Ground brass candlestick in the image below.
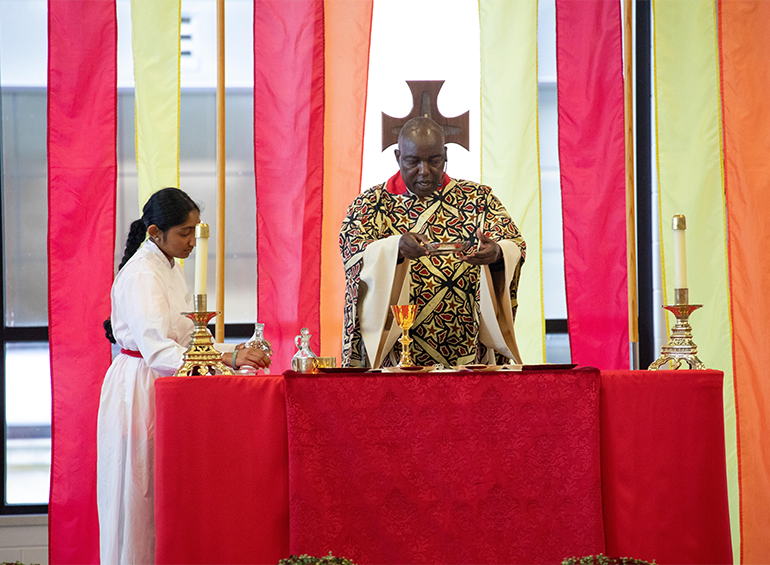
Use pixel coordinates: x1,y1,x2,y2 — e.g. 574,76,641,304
392,304,418,367
175,294,233,376
648,288,706,370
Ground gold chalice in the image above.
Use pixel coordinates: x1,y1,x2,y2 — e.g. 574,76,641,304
391,304,418,367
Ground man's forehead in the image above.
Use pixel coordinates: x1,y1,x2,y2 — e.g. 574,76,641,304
399,137,445,156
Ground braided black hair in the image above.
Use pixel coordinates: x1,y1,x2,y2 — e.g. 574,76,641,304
104,188,200,343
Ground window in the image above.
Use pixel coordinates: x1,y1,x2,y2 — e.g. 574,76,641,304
0,0,260,512
1,0,50,513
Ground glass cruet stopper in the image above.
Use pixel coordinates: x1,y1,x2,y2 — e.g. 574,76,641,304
293,327,317,360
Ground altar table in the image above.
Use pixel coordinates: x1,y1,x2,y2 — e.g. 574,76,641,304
154,369,732,565
600,370,732,564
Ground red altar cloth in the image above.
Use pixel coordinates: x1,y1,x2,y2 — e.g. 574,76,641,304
154,376,289,565
153,369,732,565
600,370,733,564
285,368,605,564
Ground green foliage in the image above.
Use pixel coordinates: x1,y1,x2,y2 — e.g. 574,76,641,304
278,552,356,565
562,555,655,565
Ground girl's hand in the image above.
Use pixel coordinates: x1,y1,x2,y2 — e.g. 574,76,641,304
224,347,272,370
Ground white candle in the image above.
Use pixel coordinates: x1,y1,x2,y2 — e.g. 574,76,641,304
194,223,209,296
672,215,687,289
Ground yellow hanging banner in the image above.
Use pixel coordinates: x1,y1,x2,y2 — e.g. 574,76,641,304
131,0,181,207
479,0,544,362
653,0,738,558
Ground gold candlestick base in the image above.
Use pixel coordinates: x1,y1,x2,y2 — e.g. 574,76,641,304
648,288,706,371
175,294,233,376
392,304,418,367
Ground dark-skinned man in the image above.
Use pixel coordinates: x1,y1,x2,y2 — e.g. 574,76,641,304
339,117,526,368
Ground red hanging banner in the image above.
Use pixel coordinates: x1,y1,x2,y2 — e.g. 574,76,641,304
47,1,116,562
555,0,628,369
254,0,325,371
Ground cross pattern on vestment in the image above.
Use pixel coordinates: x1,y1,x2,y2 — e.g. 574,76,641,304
382,80,470,151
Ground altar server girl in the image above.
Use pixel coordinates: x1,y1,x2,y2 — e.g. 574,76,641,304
96,187,271,564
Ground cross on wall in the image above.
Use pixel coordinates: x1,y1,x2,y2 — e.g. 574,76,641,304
382,80,470,151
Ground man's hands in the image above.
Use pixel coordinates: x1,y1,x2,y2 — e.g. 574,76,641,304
398,232,431,260
459,228,502,265
399,228,502,266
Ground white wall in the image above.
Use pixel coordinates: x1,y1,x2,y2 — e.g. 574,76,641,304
0,515,48,565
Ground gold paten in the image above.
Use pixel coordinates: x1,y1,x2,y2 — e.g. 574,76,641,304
648,287,706,371
175,293,233,376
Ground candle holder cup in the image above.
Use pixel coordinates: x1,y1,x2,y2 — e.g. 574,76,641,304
648,288,706,371
175,294,234,376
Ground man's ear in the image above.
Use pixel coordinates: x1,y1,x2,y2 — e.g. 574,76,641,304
394,148,400,163
444,147,448,162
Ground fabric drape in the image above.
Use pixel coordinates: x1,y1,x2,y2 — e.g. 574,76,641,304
131,0,180,207
152,370,733,564
718,1,770,561
286,369,605,562
44,3,770,562
155,377,289,564
254,0,325,370
47,1,117,563
479,0,544,363
601,370,733,563
319,0,373,359
556,0,628,369
652,0,739,555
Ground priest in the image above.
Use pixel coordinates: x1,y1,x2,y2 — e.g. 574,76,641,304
339,117,526,368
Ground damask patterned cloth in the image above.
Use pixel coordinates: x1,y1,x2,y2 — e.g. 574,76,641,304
339,173,526,367
285,368,605,564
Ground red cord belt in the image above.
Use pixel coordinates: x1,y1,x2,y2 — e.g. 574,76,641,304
120,349,143,359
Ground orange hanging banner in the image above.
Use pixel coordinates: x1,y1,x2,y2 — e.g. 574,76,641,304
319,0,373,359
719,2,770,562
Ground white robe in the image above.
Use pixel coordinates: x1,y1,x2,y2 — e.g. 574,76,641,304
96,242,194,564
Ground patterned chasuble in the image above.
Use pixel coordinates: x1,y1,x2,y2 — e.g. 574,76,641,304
339,174,526,367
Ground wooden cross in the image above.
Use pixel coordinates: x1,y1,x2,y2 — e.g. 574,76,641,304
382,80,470,151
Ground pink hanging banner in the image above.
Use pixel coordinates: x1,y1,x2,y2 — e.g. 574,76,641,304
254,0,325,371
555,0,628,369
47,1,117,563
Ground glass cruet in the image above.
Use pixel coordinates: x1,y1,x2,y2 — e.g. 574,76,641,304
292,327,317,360
246,322,273,357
